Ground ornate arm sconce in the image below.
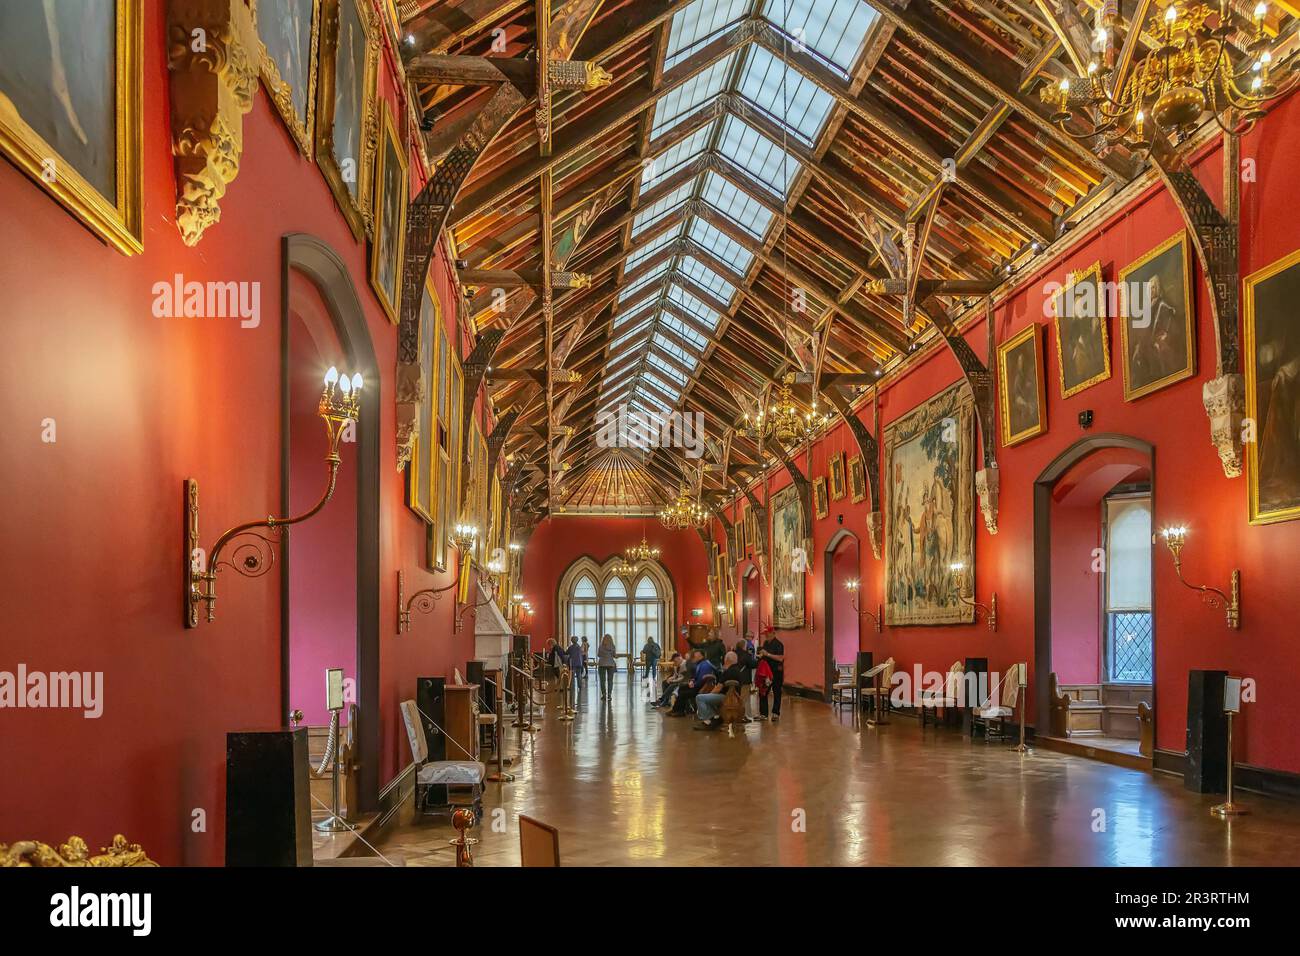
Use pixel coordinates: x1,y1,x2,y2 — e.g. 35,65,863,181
950,562,997,632
184,367,362,627
396,525,482,635
1161,526,1241,629
843,579,882,633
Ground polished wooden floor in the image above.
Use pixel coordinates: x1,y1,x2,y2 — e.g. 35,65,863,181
369,671,1300,867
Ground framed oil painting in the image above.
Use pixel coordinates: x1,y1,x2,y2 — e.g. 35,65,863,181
1119,231,1195,401
369,100,407,324
255,0,320,158
1244,249,1300,525
736,500,747,554
997,323,1047,447
1052,261,1110,399
0,0,143,254
770,484,805,628
813,476,829,519
829,452,846,500
406,278,438,522
315,0,377,240
884,383,974,626
849,455,866,503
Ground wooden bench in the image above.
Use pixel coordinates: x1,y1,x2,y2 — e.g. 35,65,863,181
1049,673,1151,742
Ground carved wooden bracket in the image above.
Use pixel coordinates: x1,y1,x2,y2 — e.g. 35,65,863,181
733,472,770,585
823,386,883,559
166,0,260,246
458,328,506,505
486,409,519,479
1151,139,1244,478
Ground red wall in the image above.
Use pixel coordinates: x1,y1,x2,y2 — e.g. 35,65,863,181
517,516,713,654
711,92,1300,774
1050,502,1101,685
0,1,475,863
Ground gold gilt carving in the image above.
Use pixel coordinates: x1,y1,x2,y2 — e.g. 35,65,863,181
1,834,158,868
167,0,261,245
548,60,613,91
552,271,591,289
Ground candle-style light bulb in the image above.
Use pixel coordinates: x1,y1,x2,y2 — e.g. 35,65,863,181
339,374,351,395
351,372,363,391
325,366,339,386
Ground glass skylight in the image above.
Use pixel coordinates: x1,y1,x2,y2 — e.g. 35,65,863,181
652,57,732,138
679,256,736,301
632,182,694,236
762,0,876,75
648,353,690,385
627,224,681,266
737,45,834,144
700,171,773,238
718,116,800,193
688,219,754,273
641,125,713,191
665,0,752,70
660,313,710,351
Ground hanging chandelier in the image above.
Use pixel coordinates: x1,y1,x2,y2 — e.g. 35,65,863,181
611,556,640,577
739,378,833,449
625,535,661,564
1045,1,1292,152
659,486,710,530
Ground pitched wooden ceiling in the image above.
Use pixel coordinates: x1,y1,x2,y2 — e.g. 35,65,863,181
399,0,1295,524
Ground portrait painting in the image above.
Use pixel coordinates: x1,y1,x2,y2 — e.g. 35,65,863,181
406,279,438,523
829,452,846,500
884,383,974,626
813,476,829,519
997,323,1047,447
369,101,407,324
0,0,142,254
316,0,377,240
256,0,320,158
849,455,866,503
1052,261,1111,398
736,500,747,554
770,484,805,628
1119,231,1195,401
1244,249,1300,525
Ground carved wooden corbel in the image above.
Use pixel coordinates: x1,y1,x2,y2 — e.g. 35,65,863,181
1151,138,1244,478
823,386,883,558
166,0,260,246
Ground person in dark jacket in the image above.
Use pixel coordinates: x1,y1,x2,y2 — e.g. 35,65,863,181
758,631,785,720
669,651,715,716
695,652,746,727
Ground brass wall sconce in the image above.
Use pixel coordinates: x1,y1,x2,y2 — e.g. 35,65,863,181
844,579,882,632
452,523,479,552
396,568,458,635
950,562,997,631
1161,526,1241,629
184,367,362,627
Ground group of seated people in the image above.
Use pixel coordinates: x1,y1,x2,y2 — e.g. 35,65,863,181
650,636,783,730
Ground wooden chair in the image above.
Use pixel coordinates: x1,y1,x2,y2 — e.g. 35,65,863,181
831,662,858,710
919,661,964,728
972,663,1024,743
862,658,896,726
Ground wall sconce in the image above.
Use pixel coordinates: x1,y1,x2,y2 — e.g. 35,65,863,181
844,579,882,632
1161,526,1240,629
452,523,479,551
184,366,361,627
950,562,996,631
396,569,458,635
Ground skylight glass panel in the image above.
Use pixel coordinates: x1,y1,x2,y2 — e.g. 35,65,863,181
618,268,667,305
609,322,651,354
635,393,674,418
627,224,681,266
763,0,876,75
651,57,732,138
679,256,735,302
718,116,800,194
667,283,721,329
665,0,752,69
660,313,709,351
653,332,701,364
632,182,694,236
737,45,834,144
689,219,754,272
641,125,712,191
700,171,775,237
648,358,690,389
642,371,681,402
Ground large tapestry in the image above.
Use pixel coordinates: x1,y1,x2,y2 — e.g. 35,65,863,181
770,484,805,629
884,383,974,625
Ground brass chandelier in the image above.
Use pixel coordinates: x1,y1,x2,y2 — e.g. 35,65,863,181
659,486,710,530
625,535,661,564
739,379,832,449
1046,1,1292,152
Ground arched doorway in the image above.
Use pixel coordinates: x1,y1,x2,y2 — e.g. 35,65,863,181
740,564,760,644
557,556,675,669
280,234,380,812
1034,434,1155,764
822,529,861,700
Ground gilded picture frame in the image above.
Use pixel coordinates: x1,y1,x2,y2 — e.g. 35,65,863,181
1052,261,1111,399
849,455,866,503
813,476,829,519
1118,231,1196,402
0,0,143,255
1244,247,1300,526
884,383,975,626
255,0,321,159
405,277,439,523
997,323,1047,447
369,99,407,325
315,0,378,241
829,452,846,500
770,484,805,629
